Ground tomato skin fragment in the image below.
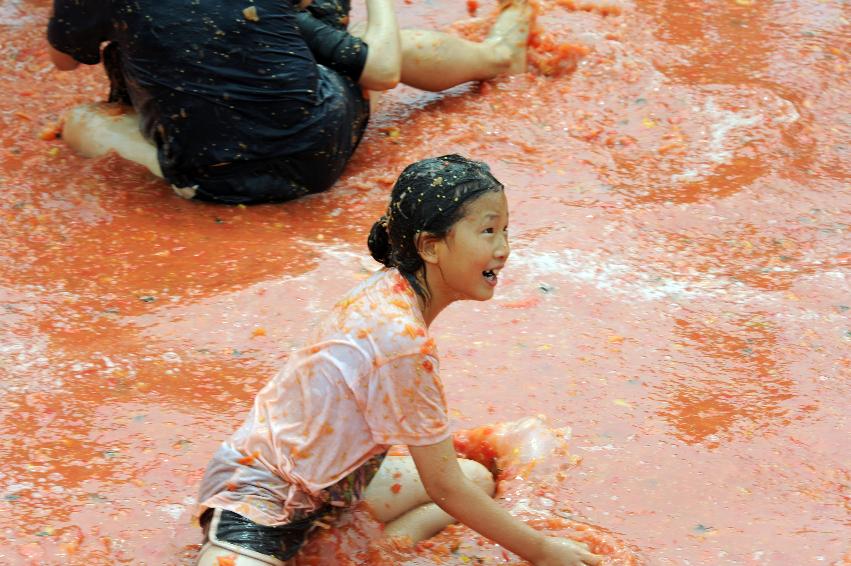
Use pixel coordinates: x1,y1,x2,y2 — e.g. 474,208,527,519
237,450,260,465
39,122,62,141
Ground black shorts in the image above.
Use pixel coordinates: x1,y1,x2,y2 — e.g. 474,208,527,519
199,507,327,562
198,452,386,561
102,46,369,205
169,66,369,205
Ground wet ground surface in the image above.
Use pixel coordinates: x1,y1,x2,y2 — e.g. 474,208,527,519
1,0,849,563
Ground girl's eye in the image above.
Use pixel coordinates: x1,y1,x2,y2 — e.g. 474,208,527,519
483,227,495,234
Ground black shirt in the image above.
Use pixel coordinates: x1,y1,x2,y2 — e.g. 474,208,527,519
48,0,352,178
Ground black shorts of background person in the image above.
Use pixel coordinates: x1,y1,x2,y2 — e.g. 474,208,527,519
49,0,372,205
97,5,370,204
163,66,369,205
172,8,373,203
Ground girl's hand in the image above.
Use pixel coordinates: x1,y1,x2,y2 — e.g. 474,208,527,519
408,439,602,565
535,537,602,566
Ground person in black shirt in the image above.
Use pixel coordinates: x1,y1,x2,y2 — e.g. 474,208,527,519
48,0,530,204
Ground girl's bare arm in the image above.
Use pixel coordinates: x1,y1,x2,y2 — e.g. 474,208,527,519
408,437,601,566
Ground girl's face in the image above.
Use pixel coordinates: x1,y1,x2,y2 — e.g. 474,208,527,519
429,190,510,304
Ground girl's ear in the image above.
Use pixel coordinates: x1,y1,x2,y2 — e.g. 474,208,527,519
416,232,441,265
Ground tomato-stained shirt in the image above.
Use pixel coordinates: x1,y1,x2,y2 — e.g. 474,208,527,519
198,269,449,526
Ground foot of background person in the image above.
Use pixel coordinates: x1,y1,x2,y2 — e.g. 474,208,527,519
62,103,163,178
486,0,532,74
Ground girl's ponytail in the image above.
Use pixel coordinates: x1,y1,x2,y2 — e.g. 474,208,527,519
367,216,391,266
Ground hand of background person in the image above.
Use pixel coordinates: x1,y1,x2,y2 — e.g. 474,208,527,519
48,45,79,71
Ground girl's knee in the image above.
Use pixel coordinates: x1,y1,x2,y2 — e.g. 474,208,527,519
458,459,496,496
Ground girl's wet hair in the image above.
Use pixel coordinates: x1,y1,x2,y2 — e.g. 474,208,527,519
368,154,504,299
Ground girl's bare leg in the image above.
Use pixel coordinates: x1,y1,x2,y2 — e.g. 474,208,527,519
62,103,163,177
196,544,290,566
363,456,495,543
382,502,457,541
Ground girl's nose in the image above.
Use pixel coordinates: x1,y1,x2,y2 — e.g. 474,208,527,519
495,234,510,259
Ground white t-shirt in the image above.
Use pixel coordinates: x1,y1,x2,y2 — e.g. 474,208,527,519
198,269,450,526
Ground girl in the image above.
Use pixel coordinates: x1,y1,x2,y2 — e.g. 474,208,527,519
196,155,601,566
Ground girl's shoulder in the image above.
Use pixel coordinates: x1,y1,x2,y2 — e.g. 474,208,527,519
334,268,416,312
331,268,429,352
